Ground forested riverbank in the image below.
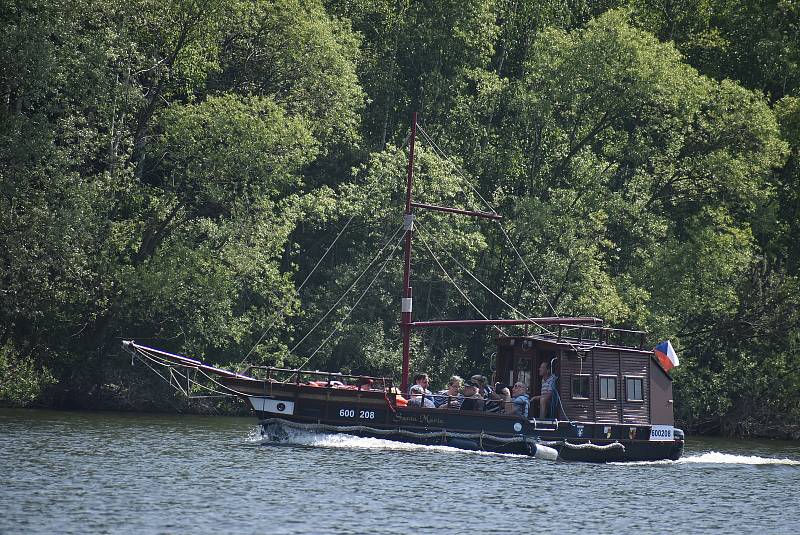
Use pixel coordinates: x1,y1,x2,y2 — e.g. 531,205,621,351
1,0,798,438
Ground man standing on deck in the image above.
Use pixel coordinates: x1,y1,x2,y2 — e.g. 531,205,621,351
531,362,556,419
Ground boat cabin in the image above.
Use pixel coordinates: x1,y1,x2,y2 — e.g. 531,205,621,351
494,324,674,425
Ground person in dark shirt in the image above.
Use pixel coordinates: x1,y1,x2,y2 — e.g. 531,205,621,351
459,383,485,411
469,374,493,398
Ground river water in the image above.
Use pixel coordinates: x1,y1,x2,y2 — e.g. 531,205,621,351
1,408,799,534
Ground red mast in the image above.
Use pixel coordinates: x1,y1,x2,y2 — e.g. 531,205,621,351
400,112,418,393
397,114,594,391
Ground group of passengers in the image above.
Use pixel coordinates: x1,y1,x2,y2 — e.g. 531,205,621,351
406,362,555,419
407,372,528,416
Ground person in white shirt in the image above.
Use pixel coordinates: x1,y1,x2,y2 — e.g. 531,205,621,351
408,373,435,408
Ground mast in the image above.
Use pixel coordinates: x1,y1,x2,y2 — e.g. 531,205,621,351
400,112,418,393
397,114,589,392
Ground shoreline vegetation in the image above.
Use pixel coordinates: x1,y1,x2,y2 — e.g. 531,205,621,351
2,1,798,440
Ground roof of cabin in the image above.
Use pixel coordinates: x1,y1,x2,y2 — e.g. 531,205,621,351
495,334,673,380
497,333,650,354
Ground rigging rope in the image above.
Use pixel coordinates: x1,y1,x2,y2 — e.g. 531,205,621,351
415,221,557,336
415,225,508,337
239,163,402,370
495,222,558,316
288,222,405,357
290,225,407,373
415,220,602,356
236,218,349,369
132,346,245,398
416,123,558,317
416,124,497,214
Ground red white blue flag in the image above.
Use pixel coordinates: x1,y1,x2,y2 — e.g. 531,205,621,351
654,340,679,372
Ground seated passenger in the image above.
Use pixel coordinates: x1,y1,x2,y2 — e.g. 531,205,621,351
435,375,464,408
469,374,493,398
485,381,508,413
459,383,485,411
505,382,530,418
357,377,374,391
487,383,511,413
408,373,436,408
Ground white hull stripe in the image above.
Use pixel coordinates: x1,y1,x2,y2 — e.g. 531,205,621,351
249,397,295,415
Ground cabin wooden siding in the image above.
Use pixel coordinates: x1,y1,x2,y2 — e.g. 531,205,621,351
649,360,675,425
592,349,621,423
556,347,651,424
621,352,650,424
558,350,594,422
500,336,656,425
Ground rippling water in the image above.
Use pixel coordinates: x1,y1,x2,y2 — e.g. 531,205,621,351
2,408,799,534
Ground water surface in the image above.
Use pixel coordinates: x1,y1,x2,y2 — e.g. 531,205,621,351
1,409,798,534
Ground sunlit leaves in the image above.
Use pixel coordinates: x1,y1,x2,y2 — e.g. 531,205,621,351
214,0,365,147
2,0,799,429
152,94,316,211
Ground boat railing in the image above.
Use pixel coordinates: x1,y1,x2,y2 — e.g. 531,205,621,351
531,418,559,431
243,365,395,389
545,323,648,350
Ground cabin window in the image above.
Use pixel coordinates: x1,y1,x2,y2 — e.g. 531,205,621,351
625,377,644,402
599,375,617,401
571,375,590,399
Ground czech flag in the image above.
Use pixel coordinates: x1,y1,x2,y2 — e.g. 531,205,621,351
654,340,679,372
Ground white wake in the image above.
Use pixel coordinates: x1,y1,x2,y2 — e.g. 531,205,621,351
616,451,800,466
247,428,799,465
680,451,800,465
246,426,529,458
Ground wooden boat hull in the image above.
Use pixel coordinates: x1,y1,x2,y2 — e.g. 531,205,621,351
255,414,684,462
228,379,684,462
121,341,684,462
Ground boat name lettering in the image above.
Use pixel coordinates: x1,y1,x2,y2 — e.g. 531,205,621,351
398,414,445,426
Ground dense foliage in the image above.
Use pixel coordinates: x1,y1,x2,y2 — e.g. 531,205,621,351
1,0,798,436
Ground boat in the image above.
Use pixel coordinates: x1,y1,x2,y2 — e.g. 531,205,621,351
123,113,685,462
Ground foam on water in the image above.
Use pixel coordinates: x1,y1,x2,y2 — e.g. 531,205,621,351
681,451,800,465
245,426,264,443
615,451,800,466
247,427,800,466
246,426,529,458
